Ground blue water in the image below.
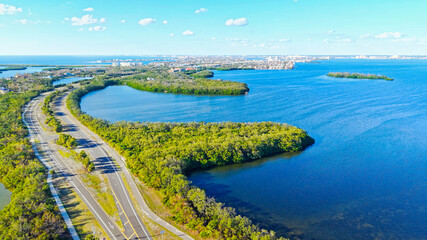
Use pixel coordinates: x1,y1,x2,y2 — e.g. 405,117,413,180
53,77,93,86
81,59,427,240
0,66,46,79
0,183,11,210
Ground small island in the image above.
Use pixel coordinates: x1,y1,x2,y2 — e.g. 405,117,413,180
122,70,249,95
327,72,394,81
0,66,27,73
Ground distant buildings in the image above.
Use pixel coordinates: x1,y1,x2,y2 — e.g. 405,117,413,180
112,62,144,67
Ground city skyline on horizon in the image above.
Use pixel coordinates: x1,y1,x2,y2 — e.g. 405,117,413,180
1,0,426,56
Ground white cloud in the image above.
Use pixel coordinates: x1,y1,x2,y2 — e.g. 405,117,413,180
278,38,291,42
64,17,70,21
88,26,106,31
225,17,248,26
342,38,353,43
0,4,22,15
211,37,216,41
162,20,168,24
78,28,84,31
70,15,102,26
169,33,175,37
83,7,94,12
393,37,417,43
138,18,156,26
195,8,208,14
359,33,373,39
99,17,106,23
16,19,28,24
375,32,402,39
120,20,126,23
327,30,335,34
182,30,194,36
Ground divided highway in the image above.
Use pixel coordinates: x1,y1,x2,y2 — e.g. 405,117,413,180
24,94,129,239
24,88,193,240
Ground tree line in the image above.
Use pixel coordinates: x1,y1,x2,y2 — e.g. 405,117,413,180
67,78,315,240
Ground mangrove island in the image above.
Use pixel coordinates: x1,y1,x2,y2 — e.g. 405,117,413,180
327,72,394,81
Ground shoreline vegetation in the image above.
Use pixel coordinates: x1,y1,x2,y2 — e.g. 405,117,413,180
67,76,315,239
119,71,249,95
327,72,394,81
0,66,27,73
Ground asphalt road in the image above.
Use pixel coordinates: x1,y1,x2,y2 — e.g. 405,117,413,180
55,90,193,240
25,88,193,240
24,93,148,240
53,92,152,240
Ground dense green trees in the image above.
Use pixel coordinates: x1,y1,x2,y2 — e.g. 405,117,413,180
0,92,68,239
67,78,314,240
118,71,249,95
125,78,248,95
0,66,27,73
190,70,214,78
56,134,78,149
77,151,95,172
327,72,394,81
42,91,64,133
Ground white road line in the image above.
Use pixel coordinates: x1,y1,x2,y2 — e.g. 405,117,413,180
26,96,122,240
23,99,80,240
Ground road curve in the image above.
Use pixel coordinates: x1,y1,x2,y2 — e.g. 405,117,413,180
24,94,128,240
57,89,194,240
54,93,152,240
22,99,80,240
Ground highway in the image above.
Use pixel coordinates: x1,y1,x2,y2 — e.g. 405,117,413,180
24,92,150,240
24,88,193,240
55,89,193,240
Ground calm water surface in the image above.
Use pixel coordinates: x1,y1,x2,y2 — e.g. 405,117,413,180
81,60,427,240
0,66,45,78
0,183,11,210
53,76,93,86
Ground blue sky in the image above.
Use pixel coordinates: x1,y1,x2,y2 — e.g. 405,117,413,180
0,0,426,55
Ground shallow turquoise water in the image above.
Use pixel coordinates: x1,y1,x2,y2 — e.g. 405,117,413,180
81,60,427,240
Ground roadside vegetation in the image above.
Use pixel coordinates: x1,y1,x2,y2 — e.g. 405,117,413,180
67,77,314,240
56,134,78,149
327,72,394,81
77,151,95,172
42,90,65,132
0,91,68,238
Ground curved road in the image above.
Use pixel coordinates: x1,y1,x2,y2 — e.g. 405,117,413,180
55,89,193,240
25,93,149,239
24,88,193,240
